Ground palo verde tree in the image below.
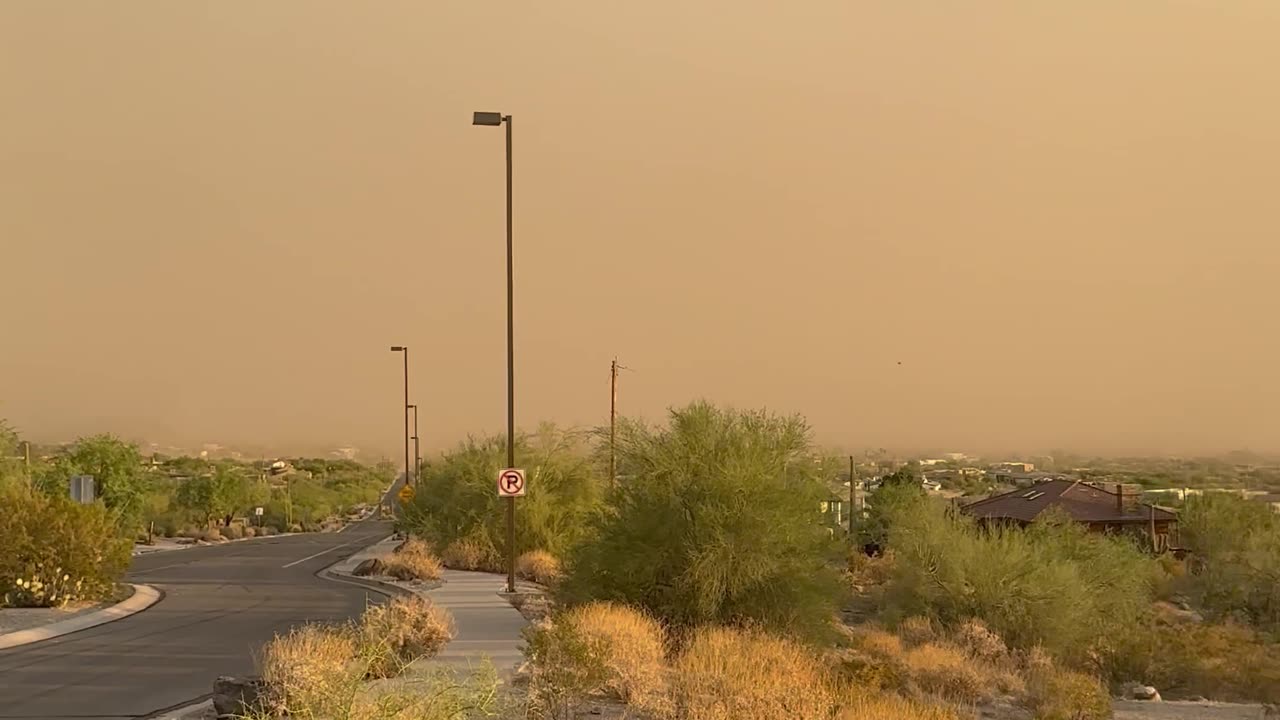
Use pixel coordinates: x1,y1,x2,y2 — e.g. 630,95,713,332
560,401,844,641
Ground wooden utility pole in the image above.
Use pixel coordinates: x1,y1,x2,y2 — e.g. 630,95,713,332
609,358,619,486
849,455,856,538
23,441,31,481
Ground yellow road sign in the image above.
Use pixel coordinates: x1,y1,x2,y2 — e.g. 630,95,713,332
398,484,415,504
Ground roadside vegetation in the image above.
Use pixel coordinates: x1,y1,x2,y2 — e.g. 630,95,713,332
0,418,391,609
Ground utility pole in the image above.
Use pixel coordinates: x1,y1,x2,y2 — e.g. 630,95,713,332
609,358,619,486
23,441,31,482
849,455,856,538
409,404,421,485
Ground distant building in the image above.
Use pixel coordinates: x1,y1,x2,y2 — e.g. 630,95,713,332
990,462,1035,474
960,479,1178,551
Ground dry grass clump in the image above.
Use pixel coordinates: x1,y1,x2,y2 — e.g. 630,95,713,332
904,643,987,704
516,550,563,586
952,618,1008,663
1027,668,1112,720
564,603,667,708
668,626,833,720
357,595,455,678
897,615,939,647
441,538,499,572
200,528,225,543
259,623,358,717
223,524,245,540
833,691,964,720
382,539,443,582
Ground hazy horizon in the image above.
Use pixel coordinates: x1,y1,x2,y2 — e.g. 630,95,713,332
3,2,1278,458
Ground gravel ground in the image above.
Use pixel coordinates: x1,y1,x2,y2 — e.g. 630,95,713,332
0,585,133,636
1114,700,1271,720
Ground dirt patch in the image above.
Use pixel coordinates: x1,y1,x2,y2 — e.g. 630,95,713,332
1114,700,1271,720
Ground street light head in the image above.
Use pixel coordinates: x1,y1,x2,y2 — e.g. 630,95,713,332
390,346,406,352
472,111,504,127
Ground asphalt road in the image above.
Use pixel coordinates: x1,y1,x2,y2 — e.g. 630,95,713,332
0,520,395,720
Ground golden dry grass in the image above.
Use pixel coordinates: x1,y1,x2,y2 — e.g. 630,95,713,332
904,643,987,704
440,538,499,572
668,627,833,720
382,539,443,582
259,623,358,717
951,618,1009,663
564,602,667,710
516,550,563,586
833,691,964,720
897,615,939,647
358,595,455,678
1027,668,1112,720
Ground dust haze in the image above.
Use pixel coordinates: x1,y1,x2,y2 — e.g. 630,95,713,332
2,2,1278,459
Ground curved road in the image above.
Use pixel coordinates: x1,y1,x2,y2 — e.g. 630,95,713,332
0,520,394,720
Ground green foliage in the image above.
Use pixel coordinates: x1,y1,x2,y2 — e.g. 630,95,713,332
1178,492,1280,628
404,425,604,560
875,489,1157,673
559,402,844,641
0,485,131,607
175,465,253,526
1026,669,1112,720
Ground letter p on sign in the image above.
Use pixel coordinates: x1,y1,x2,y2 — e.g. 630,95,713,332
497,468,526,497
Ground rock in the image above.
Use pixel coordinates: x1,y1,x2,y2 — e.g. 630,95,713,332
353,558,387,577
211,675,268,717
1129,684,1161,701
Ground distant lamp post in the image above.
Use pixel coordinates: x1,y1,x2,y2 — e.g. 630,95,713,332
408,404,421,484
390,346,411,486
472,110,517,594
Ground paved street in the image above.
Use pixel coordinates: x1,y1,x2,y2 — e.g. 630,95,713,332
0,521,394,720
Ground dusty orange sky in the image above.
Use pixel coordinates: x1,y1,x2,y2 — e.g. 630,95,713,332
2,2,1278,458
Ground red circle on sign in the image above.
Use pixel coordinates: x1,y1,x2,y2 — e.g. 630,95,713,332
500,470,523,493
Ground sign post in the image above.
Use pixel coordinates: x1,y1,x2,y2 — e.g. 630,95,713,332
69,475,95,504
498,468,525,593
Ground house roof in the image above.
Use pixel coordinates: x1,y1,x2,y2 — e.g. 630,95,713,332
961,479,1177,524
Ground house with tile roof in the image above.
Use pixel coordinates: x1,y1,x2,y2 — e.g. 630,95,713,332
960,478,1178,552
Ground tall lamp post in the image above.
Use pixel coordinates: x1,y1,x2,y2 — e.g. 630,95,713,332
472,110,517,593
408,404,421,484
390,346,411,487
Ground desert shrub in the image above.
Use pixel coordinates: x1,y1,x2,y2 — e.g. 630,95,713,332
1132,613,1280,703
904,643,987,703
833,691,963,720
260,525,278,536
951,618,1008,663
668,626,833,720
832,627,910,693
876,487,1155,670
517,550,563,586
1027,669,1111,720
223,523,245,540
897,615,938,647
560,403,844,640
524,602,668,717
0,487,131,607
1179,493,1280,629
243,526,257,538
404,427,604,562
200,528,225,543
382,539,443,582
357,595,455,678
259,623,359,718
440,536,501,572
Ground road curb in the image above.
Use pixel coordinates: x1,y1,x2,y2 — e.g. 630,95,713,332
0,583,162,650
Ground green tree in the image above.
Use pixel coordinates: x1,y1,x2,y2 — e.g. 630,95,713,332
404,425,604,559
1179,493,1280,628
559,402,844,641
175,466,249,526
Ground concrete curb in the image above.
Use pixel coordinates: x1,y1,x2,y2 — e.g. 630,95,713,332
0,583,162,650
143,697,212,719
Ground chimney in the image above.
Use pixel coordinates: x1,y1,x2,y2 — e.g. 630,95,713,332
1115,483,1124,514
1115,483,1142,515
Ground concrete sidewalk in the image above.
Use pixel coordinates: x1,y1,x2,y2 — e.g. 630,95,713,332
329,537,528,675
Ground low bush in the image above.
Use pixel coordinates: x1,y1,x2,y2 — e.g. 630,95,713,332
441,537,500,573
1027,668,1111,720
200,528,225,543
259,623,358,718
904,643,987,703
382,539,443,582
0,488,131,607
833,692,963,720
517,550,563,586
565,603,667,708
951,618,1009,663
897,615,938,647
668,626,833,720
357,595,455,678
1134,614,1280,704
223,524,245,540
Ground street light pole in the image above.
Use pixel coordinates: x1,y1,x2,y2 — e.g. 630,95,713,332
390,346,411,487
409,404,421,485
473,110,517,593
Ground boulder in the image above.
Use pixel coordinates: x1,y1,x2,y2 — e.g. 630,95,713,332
352,558,387,577
1128,684,1162,701
211,675,268,717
